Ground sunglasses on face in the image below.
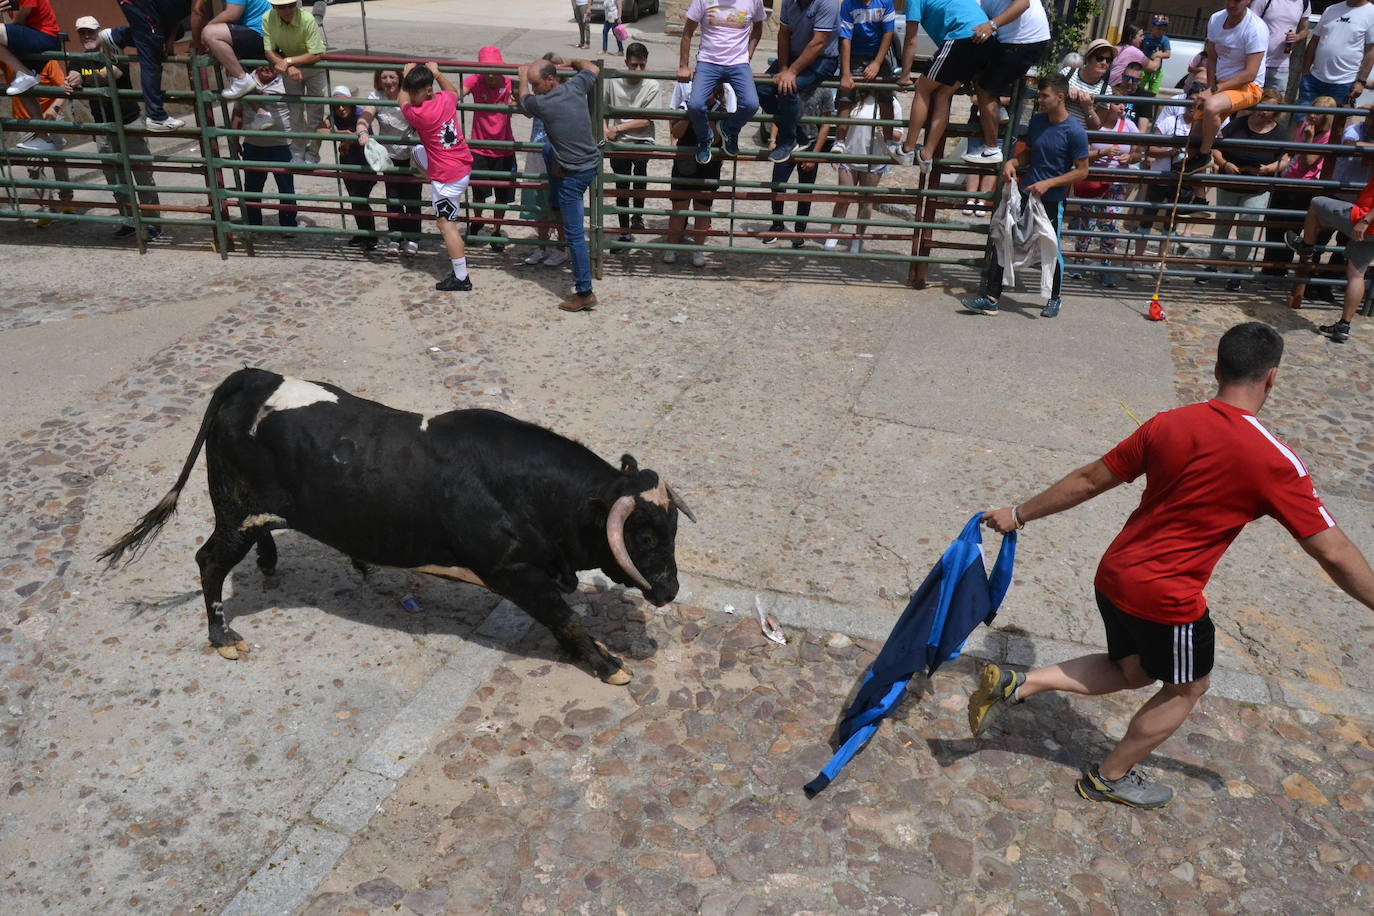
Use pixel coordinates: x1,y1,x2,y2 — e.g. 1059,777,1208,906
1092,54,1113,62
1120,75,1140,83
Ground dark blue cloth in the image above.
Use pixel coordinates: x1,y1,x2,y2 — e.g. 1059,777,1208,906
803,514,1016,796
1025,112,1089,203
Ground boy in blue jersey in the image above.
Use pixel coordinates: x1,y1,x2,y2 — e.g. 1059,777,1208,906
895,0,991,170
962,74,1088,318
832,0,899,155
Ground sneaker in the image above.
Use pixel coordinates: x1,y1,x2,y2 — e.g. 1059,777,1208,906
1067,268,1083,281
848,238,863,254
113,223,137,238
661,249,678,264
1284,231,1315,257
830,139,847,156
347,235,376,249
721,131,740,157
695,143,713,166
542,248,569,267
436,274,473,292
15,136,56,151
1320,319,1351,343
1076,764,1174,809
822,238,838,251
488,229,507,252
630,216,645,231
790,238,805,249
887,140,903,161
1193,266,1218,285
1183,150,1211,175
523,248,544,265
387,239,402,254
967,663,1025,735
222,73,257,101
691,251,706,267
145,116,185,132
1041,298,1062,318
303,151,321,165
760,222,784,245
961,145,1004,165
1225,278,1243,292
1100,271,1117,289
916,153,935,174
961,295,1000,314
6,70,38,95
893,145,915,167
617,233,632,243
768,142,794,163
404,240,420,256
142,225,162,242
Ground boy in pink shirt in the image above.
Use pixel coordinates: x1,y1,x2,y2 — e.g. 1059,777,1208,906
401,61,475,292
463,46,517,247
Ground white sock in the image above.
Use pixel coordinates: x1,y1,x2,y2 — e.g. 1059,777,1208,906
451,257,468,280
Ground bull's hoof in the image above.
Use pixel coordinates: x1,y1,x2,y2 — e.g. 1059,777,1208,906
603,666,633,686
258,565,277,578
215,641,250,660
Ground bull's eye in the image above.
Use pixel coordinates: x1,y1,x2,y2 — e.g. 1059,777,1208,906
640,532,658,549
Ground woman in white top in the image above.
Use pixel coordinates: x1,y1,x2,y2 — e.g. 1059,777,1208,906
359,69,423,254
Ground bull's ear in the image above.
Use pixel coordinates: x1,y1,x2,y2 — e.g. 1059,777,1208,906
620,454,639,475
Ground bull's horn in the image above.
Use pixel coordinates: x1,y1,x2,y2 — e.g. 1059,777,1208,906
666,483,697,523
606,494,653,593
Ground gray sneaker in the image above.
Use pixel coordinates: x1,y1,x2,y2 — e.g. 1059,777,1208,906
967,663,1025,736
1076,764,1173,809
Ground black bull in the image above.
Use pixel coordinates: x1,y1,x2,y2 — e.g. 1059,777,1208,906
99,368,695,684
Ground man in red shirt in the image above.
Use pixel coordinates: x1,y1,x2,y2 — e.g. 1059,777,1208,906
968,322,1374,808
0,0,61,95
1283,172,1374,343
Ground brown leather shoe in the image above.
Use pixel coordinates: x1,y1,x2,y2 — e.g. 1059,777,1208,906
558,292,597,312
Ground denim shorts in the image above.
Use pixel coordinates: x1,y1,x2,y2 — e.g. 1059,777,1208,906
3,24,60,56
1295,73,1354,120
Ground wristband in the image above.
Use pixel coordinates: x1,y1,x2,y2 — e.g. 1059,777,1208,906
1011,505,1025,530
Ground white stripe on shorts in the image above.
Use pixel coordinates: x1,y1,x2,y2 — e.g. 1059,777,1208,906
1173,622,1193,683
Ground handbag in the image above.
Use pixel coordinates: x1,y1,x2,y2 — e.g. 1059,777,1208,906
363,137,393,174
613,22,629,42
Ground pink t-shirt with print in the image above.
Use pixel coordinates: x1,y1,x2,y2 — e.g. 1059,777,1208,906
688,0,767,66
402,90,473,183
461,73,515,159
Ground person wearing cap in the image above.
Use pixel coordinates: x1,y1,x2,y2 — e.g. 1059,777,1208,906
1139,15,1172,97
463,46,517,249
190,0,270,101
1254,0,1309,90
262,0,327,164
317,84,379,249
0,0,60,96
1061,38,1115,130
98,0,194,131
230,62,298,231
66,16,162,240
1190,0,1266,171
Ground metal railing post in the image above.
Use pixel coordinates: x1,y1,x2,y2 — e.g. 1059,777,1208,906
591,59,606,280
102,46,147,253
190,52,232,258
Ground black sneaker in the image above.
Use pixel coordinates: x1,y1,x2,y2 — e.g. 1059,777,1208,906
113,223,137,238
436,275,473,292
1225,278,1243,292
1320,319,1351,342
1284,231,1315,257
1076,764,1173,809
1183,148,1212,175
791,238,806,249
760,222,784,245
1193,266,1217,285
630,216,646,231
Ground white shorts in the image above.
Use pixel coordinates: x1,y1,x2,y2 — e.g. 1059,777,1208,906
430,174,470,222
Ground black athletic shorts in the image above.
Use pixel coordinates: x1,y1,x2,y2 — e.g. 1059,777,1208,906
926,36,988,87
835,57,896,107
228,23,264,60
975,39,1048,96
470,152,517,203
1097,590,1215,684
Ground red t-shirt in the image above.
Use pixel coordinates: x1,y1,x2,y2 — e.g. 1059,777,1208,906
461,73,514,159
401,90,472,184
17,0,59,37
1352,169,1374,224
1095,399,1335,625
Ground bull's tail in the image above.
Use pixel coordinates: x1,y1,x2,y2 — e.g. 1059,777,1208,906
98,370,253,568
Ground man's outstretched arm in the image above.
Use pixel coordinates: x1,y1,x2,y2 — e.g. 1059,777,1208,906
984,459,1123,534
1299,527,1374,610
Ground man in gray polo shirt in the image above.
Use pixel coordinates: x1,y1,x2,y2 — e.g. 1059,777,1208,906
758,0,841,163
1286,174,1374,343
520,57,602,312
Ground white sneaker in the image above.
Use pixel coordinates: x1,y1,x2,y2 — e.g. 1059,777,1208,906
222,74,257,100
6,70,38,95
894,146,916,167
542,248,569,266
404,240,419,256
916,153,934,173
830,139,847,155
386,239,401,254
15,136,56,151
661,249,678,264
304,151,321,164
823,238,838,251
848,238,863,254
961,146,1004,165
691,251,706,267
523,249,545,265
145,116,185,132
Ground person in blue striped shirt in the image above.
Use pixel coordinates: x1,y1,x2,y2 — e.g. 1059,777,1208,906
832,0,899,156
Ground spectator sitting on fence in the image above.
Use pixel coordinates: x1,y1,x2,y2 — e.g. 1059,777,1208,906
1184,0,1267,173
761,83,835,247
605,42,658,244
1262,94,1338,292
2,55,70,227
464,46,518,251
963,73,1088,319
894,0,992,170
1256,0,1309,91
677,0,766,166
518,52,569,267
0,0,59,96
318,85,378,251
1293,0,1374,139
1067,95,1139,289
262,0,326,164
67,16,162,241
961,0,1051,166
663,78,734,268
1140,14,1171,97
98,0,192,131
1112,60,1150,132
359,68,422,255
757,0,839,165
519,56,602,312
1285,146,1374,342
232,63,297,231
825,85,897,254
190,0,268,101
831,0,897,159
400,61,474,293
1198,88,1287,292
1130,84,1216,272
1059,38,1114,130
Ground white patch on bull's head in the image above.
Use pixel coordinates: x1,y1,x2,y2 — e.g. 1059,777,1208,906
238,513,285,532
250,377,339,436
419,414,431,432
639,481,669,509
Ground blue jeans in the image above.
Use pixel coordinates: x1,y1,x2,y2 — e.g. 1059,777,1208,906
602,20,623,53
112,0,176,121
1295,73,1354,121
546,149,598,294
757,56,838,148
688,61,759,146
241,144,298,227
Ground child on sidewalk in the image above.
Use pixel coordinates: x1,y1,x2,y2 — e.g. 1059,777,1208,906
827,88,898,253
400,61,475,292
